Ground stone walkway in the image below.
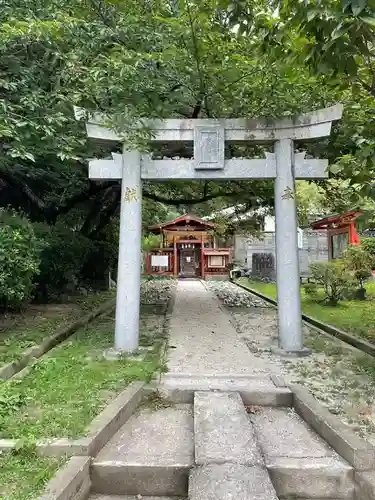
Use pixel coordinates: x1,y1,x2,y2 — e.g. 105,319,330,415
165,280,279,377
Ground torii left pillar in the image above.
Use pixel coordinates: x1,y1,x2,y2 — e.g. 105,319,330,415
115,149,142,353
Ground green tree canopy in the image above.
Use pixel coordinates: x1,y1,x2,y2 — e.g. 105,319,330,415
0,0,373,235
228,0,375,201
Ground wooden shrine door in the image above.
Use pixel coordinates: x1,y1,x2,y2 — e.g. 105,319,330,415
179,248,197,277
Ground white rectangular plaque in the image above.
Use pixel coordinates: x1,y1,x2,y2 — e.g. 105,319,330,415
194,124,225,170
208,255,225,268
151,255,169,268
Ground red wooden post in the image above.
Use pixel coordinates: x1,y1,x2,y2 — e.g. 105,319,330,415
349,220,360,244
145,252,151,274
201,233,205,279
173,237,178,276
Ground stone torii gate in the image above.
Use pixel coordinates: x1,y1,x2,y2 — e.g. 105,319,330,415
75,104,343,356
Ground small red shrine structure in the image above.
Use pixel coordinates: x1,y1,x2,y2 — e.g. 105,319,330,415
144,214,232,279
311,210,362,259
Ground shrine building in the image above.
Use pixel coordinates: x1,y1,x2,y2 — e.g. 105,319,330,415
311,210,362,259
144,214,232,279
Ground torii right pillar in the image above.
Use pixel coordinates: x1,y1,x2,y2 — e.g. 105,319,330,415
267,106,344,356
274,139,306,355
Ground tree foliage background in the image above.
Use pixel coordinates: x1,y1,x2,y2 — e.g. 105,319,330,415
0,0,374,269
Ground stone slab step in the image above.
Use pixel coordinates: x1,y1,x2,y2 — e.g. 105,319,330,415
251,406,336,459
91,404,193,496
189,464,278,500
251,407,354,499
267,457,354,499
158,375,292,406
194,391,262,466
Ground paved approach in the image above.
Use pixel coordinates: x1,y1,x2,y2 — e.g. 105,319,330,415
165,280,278,377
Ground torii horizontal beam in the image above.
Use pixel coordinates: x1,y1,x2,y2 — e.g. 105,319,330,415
88,152,328,181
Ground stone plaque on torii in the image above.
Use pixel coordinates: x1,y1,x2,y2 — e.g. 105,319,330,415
74,104,343,356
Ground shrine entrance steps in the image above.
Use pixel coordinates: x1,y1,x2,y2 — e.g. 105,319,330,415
88,386,354,500
85,281,353,500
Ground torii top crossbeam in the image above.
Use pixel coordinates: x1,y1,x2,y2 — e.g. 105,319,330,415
74,104,343,143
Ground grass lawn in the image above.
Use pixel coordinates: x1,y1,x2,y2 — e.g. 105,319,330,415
0,453,64,500
0,290,114,367
236,277,375,342
0,309,166,440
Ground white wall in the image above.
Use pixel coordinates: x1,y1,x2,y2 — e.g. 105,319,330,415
234,229,328,274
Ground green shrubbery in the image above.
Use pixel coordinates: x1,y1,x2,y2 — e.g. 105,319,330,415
80,239,117,289
142,234,162,252
304,260,354,306
304,243,374,305
33,224,116,301
0,210,40,309
362,237,375,269
0,210,117,307
342,244,373,299
32,223,93,301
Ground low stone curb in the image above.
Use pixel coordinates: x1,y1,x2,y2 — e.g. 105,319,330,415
149,281,177,386
230,279,278,307
0,381,145,457
264,374,375,498
0,296,116,381
84,381,145,457
263,377,375,499
39,456,91,500
291,384,375,472
161,282,177,349
302,313,375,358
232,280,375,359
290,383,375,499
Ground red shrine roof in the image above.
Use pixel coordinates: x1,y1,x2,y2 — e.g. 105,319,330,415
311,210,363,230
149,214,216,232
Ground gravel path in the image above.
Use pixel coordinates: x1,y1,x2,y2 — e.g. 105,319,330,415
141,278,176,305
206,280,269,308
208,280,375,445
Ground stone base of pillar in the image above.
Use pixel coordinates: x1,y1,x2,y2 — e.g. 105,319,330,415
103,347,145,361
271,346,311,358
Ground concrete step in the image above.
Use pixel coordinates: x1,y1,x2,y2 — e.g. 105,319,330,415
190,391,278,500
158,375,292,406
251,407,355,499
91,404,194,496
194,391,262,466
189,463,279,500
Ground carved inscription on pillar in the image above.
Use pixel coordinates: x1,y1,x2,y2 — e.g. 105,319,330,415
194,124,224,170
